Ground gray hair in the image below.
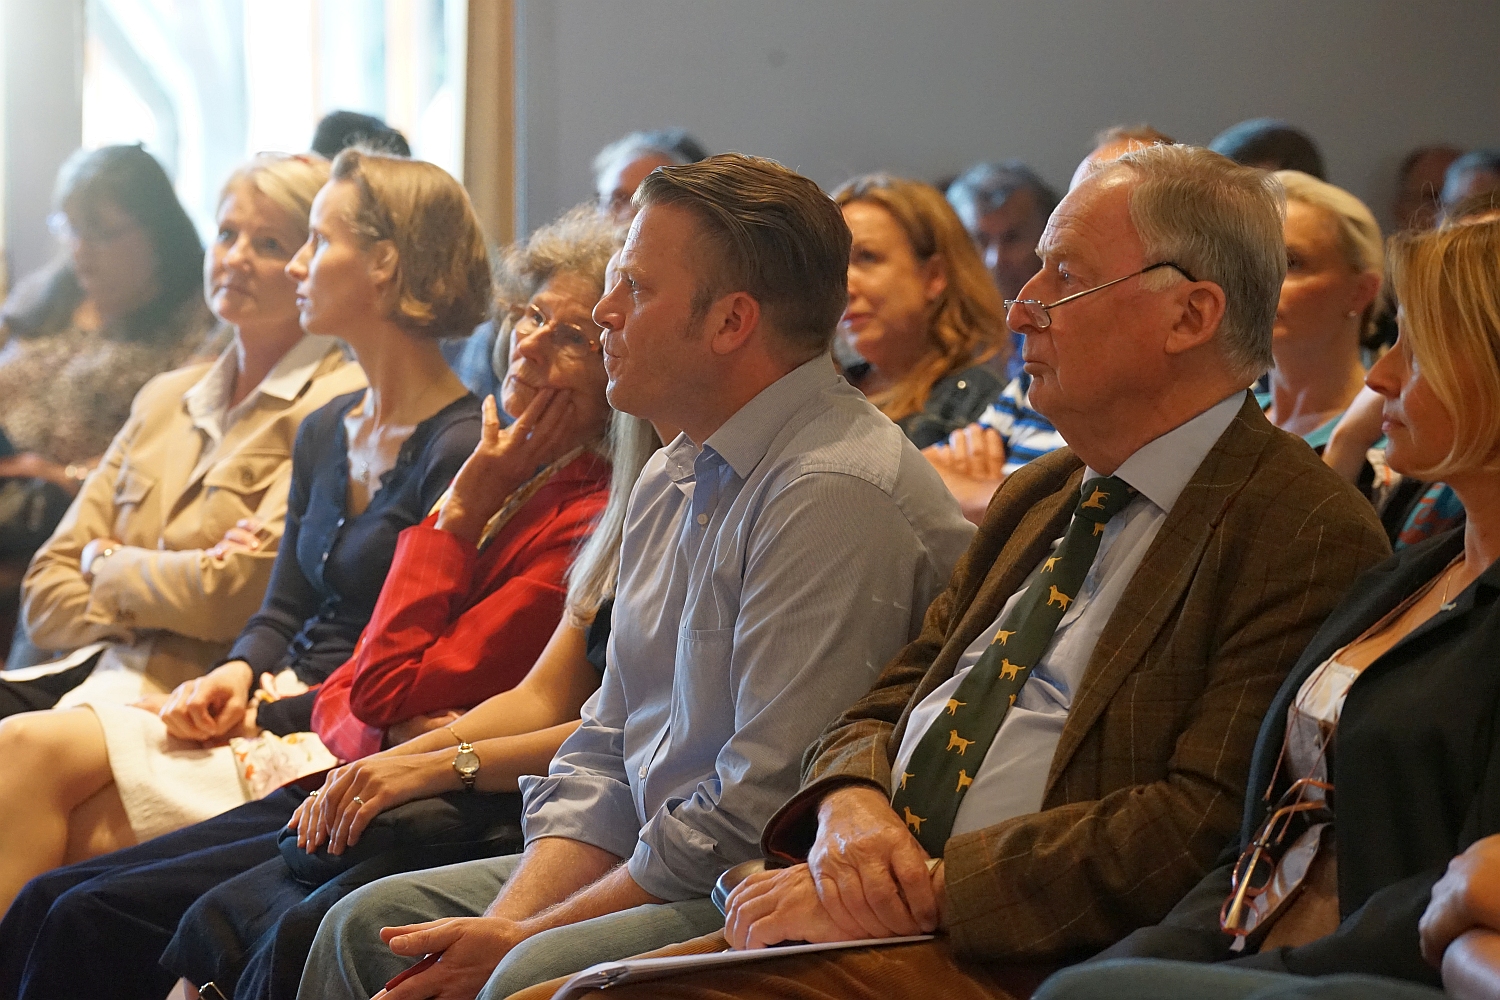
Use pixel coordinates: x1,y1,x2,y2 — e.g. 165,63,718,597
1101,144,1286,381
488,204,656,624
946,160,1059,226
591,128,709,187
1275,170,1384,338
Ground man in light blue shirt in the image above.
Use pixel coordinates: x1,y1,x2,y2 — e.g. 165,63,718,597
299,154,974,1000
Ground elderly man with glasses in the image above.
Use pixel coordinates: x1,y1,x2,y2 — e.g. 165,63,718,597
513,144,1392,1000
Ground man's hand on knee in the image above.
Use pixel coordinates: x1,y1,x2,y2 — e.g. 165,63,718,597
380,916,524,1000
807,785,938,939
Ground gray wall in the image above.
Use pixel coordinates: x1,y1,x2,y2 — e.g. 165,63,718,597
515,0,1500,236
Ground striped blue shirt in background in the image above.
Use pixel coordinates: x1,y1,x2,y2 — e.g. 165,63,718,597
978,373,1067,476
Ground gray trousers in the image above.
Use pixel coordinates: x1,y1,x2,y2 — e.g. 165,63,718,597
296,853,724,1000
1036,958,1447,1000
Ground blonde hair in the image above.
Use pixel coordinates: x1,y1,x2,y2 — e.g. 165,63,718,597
1275,170,1384,338
1103,144,1286,382
488,205,656,624
1387,216,1500,478
329,149,492,337
219,153,330,232
832,174,1008,423
565,414,662,625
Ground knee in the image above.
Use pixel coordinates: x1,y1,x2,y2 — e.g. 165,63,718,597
0,711,55,760
311,879,398,955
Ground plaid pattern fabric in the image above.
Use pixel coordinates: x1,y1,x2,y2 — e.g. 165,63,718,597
763,395,1392,964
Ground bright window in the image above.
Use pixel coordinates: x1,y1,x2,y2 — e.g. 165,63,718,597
82,0,467,235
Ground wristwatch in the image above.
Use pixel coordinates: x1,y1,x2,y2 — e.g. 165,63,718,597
452,740,480,792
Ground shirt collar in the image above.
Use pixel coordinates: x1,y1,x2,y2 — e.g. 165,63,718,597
701,354,840,480
255,334,342,401
183,345,239,433
1086,390,1246,513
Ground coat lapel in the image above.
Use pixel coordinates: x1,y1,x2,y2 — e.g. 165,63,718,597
1044,395,1276,796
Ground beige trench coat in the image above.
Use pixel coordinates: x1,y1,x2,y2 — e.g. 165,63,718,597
20,335,366,694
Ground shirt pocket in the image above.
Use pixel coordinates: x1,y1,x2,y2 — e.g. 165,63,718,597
675,625,737,729
111,465,156,540
199,450,289,536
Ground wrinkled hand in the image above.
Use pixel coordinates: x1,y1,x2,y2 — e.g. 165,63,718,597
386,709,463,747
159,660,254,741
806,785,938,939
207,518,266,560
435,391,577,546
1421,835,1500,966
289,748,452,855
725,863,869,949
379,916,524,1000
922,424,1007,524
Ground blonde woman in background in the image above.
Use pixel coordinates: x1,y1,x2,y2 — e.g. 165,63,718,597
833,173,1010,448
1258,170,1384,448
0,154,364,720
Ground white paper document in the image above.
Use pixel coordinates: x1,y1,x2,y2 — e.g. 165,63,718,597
549,935,935,998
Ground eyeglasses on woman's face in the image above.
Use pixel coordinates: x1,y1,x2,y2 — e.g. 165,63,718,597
509,302,604,360
1005,260,1198,330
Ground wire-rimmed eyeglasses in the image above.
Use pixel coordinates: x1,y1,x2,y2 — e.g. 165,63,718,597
508,302,604,359
1004,261,1198,330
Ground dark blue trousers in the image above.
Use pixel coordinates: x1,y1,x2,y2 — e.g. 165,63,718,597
0,788,301,1000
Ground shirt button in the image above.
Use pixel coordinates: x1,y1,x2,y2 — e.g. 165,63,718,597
696,513,708,526
638,765,648,779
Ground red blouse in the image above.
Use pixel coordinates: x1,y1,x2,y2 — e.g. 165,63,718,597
312,452,610,761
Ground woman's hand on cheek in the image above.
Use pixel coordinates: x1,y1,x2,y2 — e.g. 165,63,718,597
436,390,577,544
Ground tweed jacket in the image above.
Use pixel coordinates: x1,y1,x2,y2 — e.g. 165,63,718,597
20,337,366,693
763,393,1391,965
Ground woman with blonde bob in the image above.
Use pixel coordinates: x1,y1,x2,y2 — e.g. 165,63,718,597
1036,216,1500,1000
0,150,491,912
1258,170,1385,447
833,173,1009,447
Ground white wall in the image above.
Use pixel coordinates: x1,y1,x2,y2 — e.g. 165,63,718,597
515,0,1500,236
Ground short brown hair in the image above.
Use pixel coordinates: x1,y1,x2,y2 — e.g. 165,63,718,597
833,173,1008,423
330,148,492,337
635,153,850,360
1388,217,1500,477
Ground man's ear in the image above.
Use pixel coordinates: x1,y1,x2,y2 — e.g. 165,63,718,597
706,291,762,356
1163,281,1227,356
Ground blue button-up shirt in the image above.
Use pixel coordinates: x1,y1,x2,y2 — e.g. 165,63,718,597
520,355,975,899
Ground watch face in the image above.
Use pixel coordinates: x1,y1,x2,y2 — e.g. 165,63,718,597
454,748,480,776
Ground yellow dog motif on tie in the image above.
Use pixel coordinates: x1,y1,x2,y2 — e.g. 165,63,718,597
1048,585,1073,610
1081,487,1110,510
999,658,1021,681
947,730,975,755
956,769,973,793
946,699,966,715
991,629,1015,646
903,806,926,834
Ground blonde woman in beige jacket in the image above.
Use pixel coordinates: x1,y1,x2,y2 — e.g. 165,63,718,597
0,153,365,719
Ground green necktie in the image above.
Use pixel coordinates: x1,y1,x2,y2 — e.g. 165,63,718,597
890,475,1136,856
